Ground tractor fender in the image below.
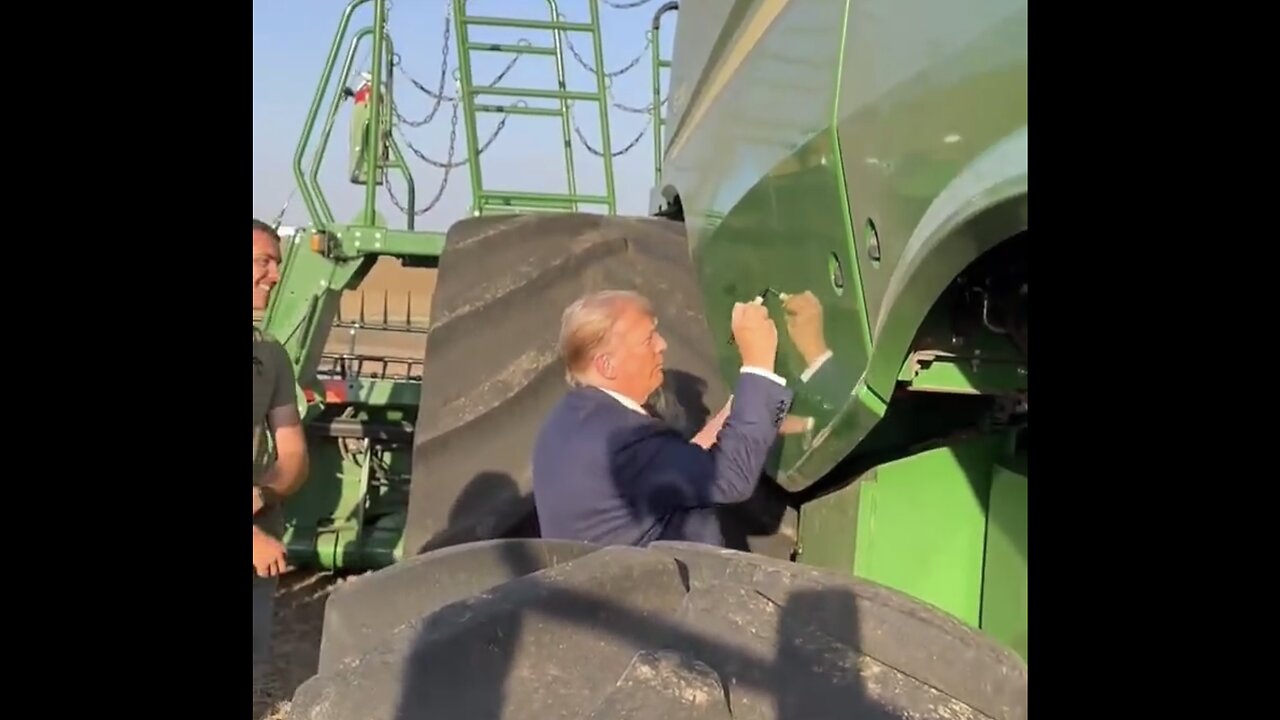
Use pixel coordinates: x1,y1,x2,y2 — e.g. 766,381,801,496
863,126,1028,399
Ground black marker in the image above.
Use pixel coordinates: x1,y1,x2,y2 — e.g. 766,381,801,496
729,289,777,344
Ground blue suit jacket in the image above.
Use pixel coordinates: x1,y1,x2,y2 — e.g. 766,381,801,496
531,371,794,547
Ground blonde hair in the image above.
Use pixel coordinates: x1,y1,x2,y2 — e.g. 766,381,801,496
558,290,652,385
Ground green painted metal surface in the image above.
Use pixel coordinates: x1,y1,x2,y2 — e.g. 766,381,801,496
659,0,1027,493
852,437,999,627
664,0,883,491
655,0,1027,656
792,479,859,572
795,433,1027,660
982,453,1028,661
282,428,412,570
655,0,750,150
837,15,1027,352
649,3,677,178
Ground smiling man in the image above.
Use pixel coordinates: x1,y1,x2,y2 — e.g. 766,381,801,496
251,219,309,683
532,290,792,548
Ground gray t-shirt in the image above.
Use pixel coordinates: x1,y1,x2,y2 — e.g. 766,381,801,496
253,327,298,538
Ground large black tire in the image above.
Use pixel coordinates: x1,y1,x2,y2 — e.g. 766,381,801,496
292,540,1027,720
404,212,796,558
316,538,601,673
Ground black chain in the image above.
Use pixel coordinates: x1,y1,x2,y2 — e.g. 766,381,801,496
571,111,652,158
382,0,453,217
610,90,668,114
385,100,459,217
558,12,653,79
399,99,520,170
387,1,452,128
602,0,659,10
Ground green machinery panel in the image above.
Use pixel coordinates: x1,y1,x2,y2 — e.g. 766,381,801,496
281,435,410,569
981,455,1028,660
796,435,1028,661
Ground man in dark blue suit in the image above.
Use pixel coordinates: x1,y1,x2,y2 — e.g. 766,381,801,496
532,290,793,547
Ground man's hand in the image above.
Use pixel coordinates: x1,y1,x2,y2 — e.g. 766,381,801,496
732,299,779,371
779,414,814,436
691,396,733,449
253,486,264,516
253,526,288,578
781,291,829,366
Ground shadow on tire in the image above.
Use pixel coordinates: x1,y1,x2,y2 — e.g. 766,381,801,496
293,541,1027,720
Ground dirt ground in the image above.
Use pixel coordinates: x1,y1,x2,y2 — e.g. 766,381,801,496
254,257,437,720
252,570,352,720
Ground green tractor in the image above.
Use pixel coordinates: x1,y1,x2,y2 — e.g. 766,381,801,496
260,0,1027,717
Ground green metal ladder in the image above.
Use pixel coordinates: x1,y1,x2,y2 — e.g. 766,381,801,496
451,0,617,216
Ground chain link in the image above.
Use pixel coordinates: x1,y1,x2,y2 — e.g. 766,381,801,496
602,0,659,8
385,99,460,217
610,90,668,115
382,0,453,217
571,110,652,158
557,12,652,79
387,1,452,128
400,100,520,170
391,40,526,126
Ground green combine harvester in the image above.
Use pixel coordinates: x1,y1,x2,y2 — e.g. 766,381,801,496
259,0,1027,717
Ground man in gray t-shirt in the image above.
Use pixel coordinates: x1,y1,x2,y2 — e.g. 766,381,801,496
251,219,310,682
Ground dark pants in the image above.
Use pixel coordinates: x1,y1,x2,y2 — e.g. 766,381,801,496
252,572,278,680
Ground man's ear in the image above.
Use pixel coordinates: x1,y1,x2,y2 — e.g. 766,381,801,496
594,353,616,379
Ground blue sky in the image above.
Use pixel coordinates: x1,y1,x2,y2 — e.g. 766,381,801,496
253,0,676,230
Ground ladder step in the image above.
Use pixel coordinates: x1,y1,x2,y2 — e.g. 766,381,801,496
480,190,611,207
479,204,572,216
475,103,562,118
460,15,595,33
466,42,557,56
482,198,575,210
471,86,600,102
480,196,577,211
